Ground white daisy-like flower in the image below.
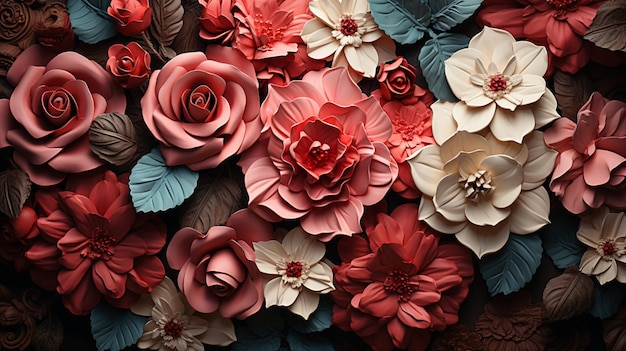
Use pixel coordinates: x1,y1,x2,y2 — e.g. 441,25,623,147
253,227,335,319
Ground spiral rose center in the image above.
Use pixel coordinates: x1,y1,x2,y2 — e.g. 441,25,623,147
340,18,358,36
384,270,415,302
182,85,217,123
163,321,183,338
41,88,76,127
460,170,494,202
82,227,115,260
119,56,135,71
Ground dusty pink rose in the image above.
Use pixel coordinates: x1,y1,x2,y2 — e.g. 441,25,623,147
166,210,272,319
544,92,626,214
106,42,151,89
199,0,237,44
332,204,474,351
107,0,152,36
371,57,435,106
24,171,167,315
141,45,261,170
0,45,126,186
239,67,398,241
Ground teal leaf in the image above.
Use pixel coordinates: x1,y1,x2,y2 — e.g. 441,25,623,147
428,0,483,32
589,281,626,319
480,233,543,296
418,33,467,101
542,213,585,269
90,303,147,351
66,0,117,44
232,317,282,351
368,0,431,44
286,298,333,334
129,148,199,213
286,330,334,351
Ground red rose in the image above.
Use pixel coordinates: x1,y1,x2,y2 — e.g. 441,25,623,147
107,0,152,36
106,42,151,89
372,57,435,106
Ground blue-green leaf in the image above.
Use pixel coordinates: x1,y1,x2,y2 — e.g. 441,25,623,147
368,0,431,44
480,233,543,296
589,281,626,319
542,213,585,269
286,298,333,334
418,33,467,101
428,0,483,32
129,148,199,213
66,0,117,44
286,330,334,351
90,303,147,351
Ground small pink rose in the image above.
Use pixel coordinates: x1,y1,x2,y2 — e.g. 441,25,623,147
106,42,151,89
107,0,152,36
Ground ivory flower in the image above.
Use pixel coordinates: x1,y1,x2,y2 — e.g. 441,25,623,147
577,207,626,285
300,0,395,81
253,227,334,319
408,130,557,257
444,26,559,143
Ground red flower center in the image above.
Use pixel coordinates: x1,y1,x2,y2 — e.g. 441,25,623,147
163,321,183,338
306,141,331,168
384,270,416,302
285,261,303,278
340,18,358,36
603,241,617,256
84,227,115,260
546,0,576,9
393,118,427,142
254,13,288,49
489,74,508,92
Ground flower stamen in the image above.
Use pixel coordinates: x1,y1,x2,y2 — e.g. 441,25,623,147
82,227,115,260
460,170,494,202
383,270,416,302
483,73,512,99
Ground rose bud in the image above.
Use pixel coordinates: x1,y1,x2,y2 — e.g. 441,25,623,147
372,56,434,106
107,0,152,36
106,42,151,89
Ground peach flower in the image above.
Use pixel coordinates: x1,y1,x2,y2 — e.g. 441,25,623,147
239,67,398,241
141,45,261,170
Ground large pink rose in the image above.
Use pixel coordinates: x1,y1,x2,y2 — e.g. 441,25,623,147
0,45,126,186
141,45,262,170
544,92,626,214
239,67,398,241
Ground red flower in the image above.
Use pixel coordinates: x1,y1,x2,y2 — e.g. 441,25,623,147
106,42,151,89
371,57,434,106
199,0,237,44
0,206,39,271
332,204,474,351
107,0,152,36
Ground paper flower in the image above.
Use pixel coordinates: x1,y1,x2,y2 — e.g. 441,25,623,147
0,206,38,272
370,57,435,107
253,227,334,319
577,207,626,285
300,0,395,81
332,204,474,351
166,210,272,319
140,45,262,170
199,0,237,44
444,26,559,143
544,92,626,214
106,42,151,89
0,45,126,186
408,130,557,257
33,3,74,53
239,67,398,241
131,277,236,350
107,0,152,36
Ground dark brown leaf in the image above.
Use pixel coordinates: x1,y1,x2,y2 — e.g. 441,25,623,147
584,0,626,52
0,169,31,218
149,0,184,47
605,307,626,351
89,112,140,169
542,266,595,322
31,314,63,351
553,70,593,120
171,2,205,54
179,172,242,233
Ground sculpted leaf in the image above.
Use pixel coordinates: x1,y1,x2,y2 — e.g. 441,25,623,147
0,169,31,218
543,266,595,322
584,0,626,52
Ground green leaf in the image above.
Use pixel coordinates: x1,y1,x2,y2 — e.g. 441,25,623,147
368,0,431,44
129,148,199,212
480,233,543,296
428,0,483,32
418,33,467,101
66,0,117,44
90,303,147,351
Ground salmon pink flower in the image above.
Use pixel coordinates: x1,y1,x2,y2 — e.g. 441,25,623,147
199,0,237,44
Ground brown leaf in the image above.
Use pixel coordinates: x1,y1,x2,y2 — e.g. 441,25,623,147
171,2,205,54
0,169,31,219
604,307,626,351
584,0,626,52
553,70,594,120
149,0,184,47
89,112,140,169
542,266,595,322
31,314,63,351
179,172,242,233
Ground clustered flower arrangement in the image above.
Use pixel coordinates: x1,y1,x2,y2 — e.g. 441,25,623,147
0,0,625,349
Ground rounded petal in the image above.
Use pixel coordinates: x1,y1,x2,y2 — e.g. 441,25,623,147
509,187,551,235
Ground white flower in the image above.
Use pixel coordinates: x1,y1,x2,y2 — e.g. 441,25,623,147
253,227,335,319
444,26,559,143
300,0,395,81
131,277,236,351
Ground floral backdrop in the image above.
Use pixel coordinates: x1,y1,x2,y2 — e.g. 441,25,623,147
0,0,625,349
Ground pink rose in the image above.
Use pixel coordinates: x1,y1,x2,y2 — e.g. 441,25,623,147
371,57,435,106
107,0,152,36
106,42,151,89
545,92,626,214
239,67,398,241
141,45,262,170
166,210,272,319
0,45,126,186
199,0,236,44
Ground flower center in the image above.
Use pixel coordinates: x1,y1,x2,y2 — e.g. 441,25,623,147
483,73,512,100
597,239,624,260
119,56,135,71
307,141,331,168
459,170,494,202
332,14,364,46
546,0,576,9
285,260,303,278
603,241,616,256
254,13,288,51
278,259,310,288
163,321,183,339
340,18,358,36
383,270,416,302
393,116,428,142
82,227,115,260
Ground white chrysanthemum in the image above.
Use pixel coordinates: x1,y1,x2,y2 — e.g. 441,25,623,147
253,227,335,319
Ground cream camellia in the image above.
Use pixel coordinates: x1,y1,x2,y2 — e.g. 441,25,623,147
444,26,559,143
577,207,626,285
253,227,334,319
408,130,557,257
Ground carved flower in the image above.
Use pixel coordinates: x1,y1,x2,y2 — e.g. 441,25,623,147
544,92,626,214
106,42,151,89
33,3,74,53
0,0,32,44
107,0,152,36
199,0,237,44
444,26,559,143
371,57,434,107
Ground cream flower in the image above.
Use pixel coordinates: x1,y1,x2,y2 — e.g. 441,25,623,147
408,130,557,257
131,277,236,351
444,26,559,143
300,0,395,81
253,227,335,319
577,207,626,285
